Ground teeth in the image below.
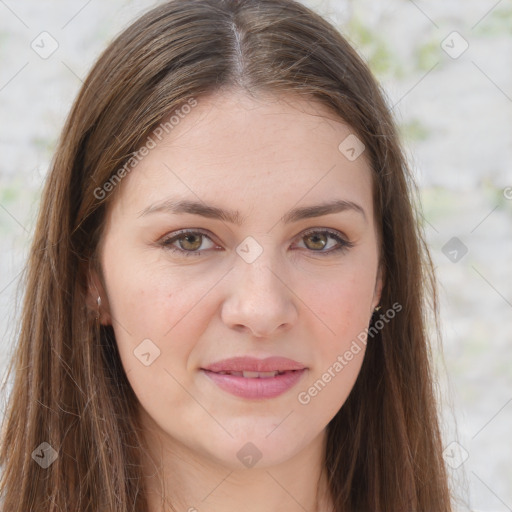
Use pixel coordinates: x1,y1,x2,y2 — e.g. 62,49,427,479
215,370,285,378
242,371,260,378
242,370,279,378
259,371,280,378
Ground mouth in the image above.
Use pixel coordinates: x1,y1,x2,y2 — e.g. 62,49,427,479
201,369,307,399
202,356,306,374
209,370,298,378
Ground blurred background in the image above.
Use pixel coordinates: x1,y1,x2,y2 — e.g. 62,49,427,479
0,0,511,510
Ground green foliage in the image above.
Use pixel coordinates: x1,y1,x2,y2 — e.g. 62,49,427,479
415,38,439,72
473,6,512,36
344,17,404,79
400,118,430,142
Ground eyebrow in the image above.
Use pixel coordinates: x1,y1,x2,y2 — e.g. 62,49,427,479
138,198,367,224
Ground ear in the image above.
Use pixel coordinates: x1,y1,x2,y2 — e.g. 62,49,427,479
86,264,112,326
371,261,384,312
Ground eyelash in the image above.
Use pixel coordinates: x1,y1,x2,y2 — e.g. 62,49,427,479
159,228,355,257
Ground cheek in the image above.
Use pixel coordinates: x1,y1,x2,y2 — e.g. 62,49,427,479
102,244,212,338
98,250,166,360
303,263,375,342
101,250,226,402
296,343,365,425
293,262,374,415
104,265,210,413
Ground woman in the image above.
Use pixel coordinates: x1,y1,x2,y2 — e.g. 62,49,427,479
0,0,452,510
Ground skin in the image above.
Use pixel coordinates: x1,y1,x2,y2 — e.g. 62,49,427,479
89,89,383,512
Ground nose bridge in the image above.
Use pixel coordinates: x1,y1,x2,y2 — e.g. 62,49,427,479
221,237,297,336
234,239,286,303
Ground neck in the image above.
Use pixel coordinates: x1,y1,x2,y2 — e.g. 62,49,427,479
140,412,334,512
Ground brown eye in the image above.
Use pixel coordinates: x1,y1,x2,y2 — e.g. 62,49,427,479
178,233,203,251
160,230,217,256
296,229,354,255
303,232,328,251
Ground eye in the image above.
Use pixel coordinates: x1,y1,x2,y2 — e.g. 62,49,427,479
159,228,354,258
159,229,218,257
294,228,354,255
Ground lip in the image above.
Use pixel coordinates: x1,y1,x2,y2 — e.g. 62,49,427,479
201,357,307,400
201,369,307,399
202,356,306,373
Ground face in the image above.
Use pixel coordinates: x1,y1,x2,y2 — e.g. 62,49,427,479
91,90,383,470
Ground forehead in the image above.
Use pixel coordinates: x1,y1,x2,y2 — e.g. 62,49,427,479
111,90,374,223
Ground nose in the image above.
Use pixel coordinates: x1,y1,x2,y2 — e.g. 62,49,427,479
220,251,298,339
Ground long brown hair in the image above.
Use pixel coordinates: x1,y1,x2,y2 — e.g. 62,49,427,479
0,0,452,510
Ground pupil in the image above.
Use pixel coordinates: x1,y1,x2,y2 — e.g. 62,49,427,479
181,234,201,250
307,233,326,250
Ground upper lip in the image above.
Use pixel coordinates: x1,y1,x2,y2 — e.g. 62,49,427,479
202,356,306,373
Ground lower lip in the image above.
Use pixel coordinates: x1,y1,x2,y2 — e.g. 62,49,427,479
201,369,306,399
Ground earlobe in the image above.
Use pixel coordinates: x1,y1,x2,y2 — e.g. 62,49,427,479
86,265,112,326
372,263,385,311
